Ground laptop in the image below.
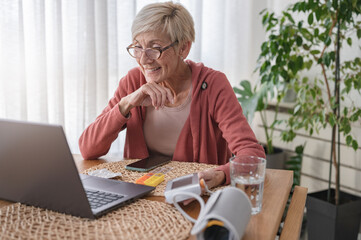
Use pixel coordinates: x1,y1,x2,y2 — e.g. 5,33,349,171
0,119,155,219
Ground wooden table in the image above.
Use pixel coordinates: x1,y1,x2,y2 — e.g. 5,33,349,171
0,154,293,240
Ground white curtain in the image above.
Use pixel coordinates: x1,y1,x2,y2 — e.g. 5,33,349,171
0,0,280,156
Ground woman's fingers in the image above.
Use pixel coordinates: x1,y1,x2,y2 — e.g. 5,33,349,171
198,169,225,189
182,173,212,206
182,170,225,206
145,83,162,109
151,83,174,107
119,82,175,117
141,82,174,109
125,82,174,110
198,171,213,188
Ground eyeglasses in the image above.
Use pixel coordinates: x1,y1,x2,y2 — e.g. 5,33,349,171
126,41,178,60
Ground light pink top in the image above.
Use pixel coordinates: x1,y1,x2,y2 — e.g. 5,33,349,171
143,85,192,157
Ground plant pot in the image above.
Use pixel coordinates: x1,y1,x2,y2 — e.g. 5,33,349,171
306,189,361,240
264,146,285,169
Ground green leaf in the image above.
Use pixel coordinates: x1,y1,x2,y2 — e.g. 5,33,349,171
303,44,310,50
347,37,352,46
300,2,306,11
276,55,282,64
343,107,348,116
294,104,301,114
283,12,295,23
310,88,316,99
350,110,361,121
296,36,303,46
292,179,300,186
288,167,301,171
315,8,322,21
235,81,253,97
261,42,268,54
301,28,313,41
329,113,336,127
294,171,301,178
262,12,269,26
286,129,295,141
310,50,320,55
234,83,260,123
296,56,304,69
261,74,270,84
288,60,297,74
259,8,267,15
323,53,331,67
343,123,351,134
240,80,253,94
314,28,319,37
234,87,242,95
332,0,338,9
308,13,314,25
295,144,305,154
260,61,270,74
298,21,303,29
293,2,301,11
343,78,351,93
286,160,301,165
270,41,278,54
346,135,352,145
325,35,331,46
357,29,361,39
352,140,358,151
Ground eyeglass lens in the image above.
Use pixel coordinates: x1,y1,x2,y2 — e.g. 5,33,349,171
130,48,160,60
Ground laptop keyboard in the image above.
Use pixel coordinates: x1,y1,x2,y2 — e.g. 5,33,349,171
85,189,124,210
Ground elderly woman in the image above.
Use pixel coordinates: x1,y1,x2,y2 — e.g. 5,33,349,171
79,2,265,190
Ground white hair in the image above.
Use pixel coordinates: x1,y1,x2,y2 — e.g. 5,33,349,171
131,1,195,44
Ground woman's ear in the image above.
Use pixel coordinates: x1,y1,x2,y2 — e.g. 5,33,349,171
179,41,192,59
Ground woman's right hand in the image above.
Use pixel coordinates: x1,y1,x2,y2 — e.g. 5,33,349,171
118,82,174,116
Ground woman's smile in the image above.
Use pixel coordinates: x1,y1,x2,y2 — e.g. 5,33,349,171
144,66,161,73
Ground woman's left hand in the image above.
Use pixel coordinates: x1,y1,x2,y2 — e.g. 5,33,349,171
198,169,226,190
182,169,225,206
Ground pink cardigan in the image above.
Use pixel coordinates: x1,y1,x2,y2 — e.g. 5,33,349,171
79,60,265,184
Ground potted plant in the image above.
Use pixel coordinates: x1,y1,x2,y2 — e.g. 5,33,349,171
233,6,304,169
234,74,287,169
258,1,361,239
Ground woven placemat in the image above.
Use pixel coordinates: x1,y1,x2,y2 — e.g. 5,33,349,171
0,199,192,240
83,160,223,196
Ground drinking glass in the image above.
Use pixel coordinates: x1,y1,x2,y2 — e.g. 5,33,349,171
230,156,267,215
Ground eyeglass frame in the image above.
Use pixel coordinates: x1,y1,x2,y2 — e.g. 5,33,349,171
126,40,179,60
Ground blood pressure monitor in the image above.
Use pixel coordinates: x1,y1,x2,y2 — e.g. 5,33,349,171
165,173,202,203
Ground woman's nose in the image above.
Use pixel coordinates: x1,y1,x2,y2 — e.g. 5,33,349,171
139,51,154,65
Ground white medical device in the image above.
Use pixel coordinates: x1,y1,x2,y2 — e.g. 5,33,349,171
164,173,202,203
